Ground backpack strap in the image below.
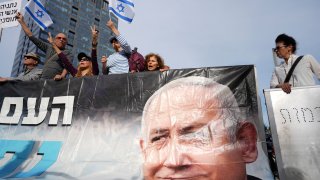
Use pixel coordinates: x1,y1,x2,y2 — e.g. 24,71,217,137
284,56,304,83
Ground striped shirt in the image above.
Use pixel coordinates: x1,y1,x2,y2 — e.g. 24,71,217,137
107,34,131,74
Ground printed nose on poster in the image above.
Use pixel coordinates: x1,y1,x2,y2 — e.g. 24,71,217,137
162,136,189,167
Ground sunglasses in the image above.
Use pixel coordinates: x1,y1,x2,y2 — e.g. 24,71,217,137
55,36,67,41
24,56,37,60
79,57,90,61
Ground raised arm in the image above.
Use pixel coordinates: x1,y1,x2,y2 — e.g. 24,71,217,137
16,12,49,52
16,12,32,37
91,25,99,75
106,19,120,36
106,20,131,54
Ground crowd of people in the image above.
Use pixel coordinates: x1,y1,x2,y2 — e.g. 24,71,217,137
0,13,319,180
1,13,320,96
0,13,169,83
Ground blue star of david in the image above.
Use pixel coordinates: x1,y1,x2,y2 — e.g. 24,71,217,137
117,3,125,13
35,10,44,18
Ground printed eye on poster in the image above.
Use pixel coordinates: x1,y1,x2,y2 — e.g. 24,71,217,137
0,66,273,179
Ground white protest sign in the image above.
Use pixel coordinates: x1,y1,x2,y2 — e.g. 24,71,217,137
265,86,320,180
0,0,21,28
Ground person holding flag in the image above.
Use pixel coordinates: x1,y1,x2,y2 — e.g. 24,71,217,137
101,0,135,74
101,19,132,74
15,12,71,80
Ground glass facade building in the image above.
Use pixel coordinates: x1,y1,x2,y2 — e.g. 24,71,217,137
11,0,118,77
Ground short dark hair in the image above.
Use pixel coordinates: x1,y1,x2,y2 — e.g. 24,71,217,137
109,36,118,44
275,34,297,53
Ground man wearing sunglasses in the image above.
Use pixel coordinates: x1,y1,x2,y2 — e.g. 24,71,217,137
140,77,261,180
0,52,42,82
270,34,320,94
16,12,71,80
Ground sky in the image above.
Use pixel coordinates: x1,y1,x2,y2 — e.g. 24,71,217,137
0,0,320,125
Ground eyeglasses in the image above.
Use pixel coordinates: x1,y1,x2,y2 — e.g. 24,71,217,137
273,46,287,52
55,36,67,41
24,56,36,60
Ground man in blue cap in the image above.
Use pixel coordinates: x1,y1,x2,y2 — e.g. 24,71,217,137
101,20,132,74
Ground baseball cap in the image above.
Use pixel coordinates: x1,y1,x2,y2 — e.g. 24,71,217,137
77,52,92,61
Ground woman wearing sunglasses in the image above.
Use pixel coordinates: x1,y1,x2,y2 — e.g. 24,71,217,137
49,26,99,77
270,33,320,94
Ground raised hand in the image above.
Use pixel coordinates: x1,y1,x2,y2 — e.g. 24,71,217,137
106,19,119,36
15,12,24,23
90,25,99,38
47,32,54,44
106,20,115,29
15,12,33,37
90,25,98,47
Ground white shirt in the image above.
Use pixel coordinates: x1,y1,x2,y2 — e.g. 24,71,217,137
270,54,320,88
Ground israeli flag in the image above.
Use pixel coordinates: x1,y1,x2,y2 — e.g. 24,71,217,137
109,0,135,24
25,0,53,30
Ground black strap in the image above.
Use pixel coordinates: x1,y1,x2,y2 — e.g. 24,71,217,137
284,56,304,83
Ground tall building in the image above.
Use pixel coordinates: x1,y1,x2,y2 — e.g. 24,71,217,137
11,0,118,77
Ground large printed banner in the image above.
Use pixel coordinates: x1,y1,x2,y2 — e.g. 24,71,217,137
0,0,21,28
0,66,272,179
265,86,320,180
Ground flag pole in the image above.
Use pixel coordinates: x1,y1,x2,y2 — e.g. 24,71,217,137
109,11,112,21
106,0,112,21
0,27,3,43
